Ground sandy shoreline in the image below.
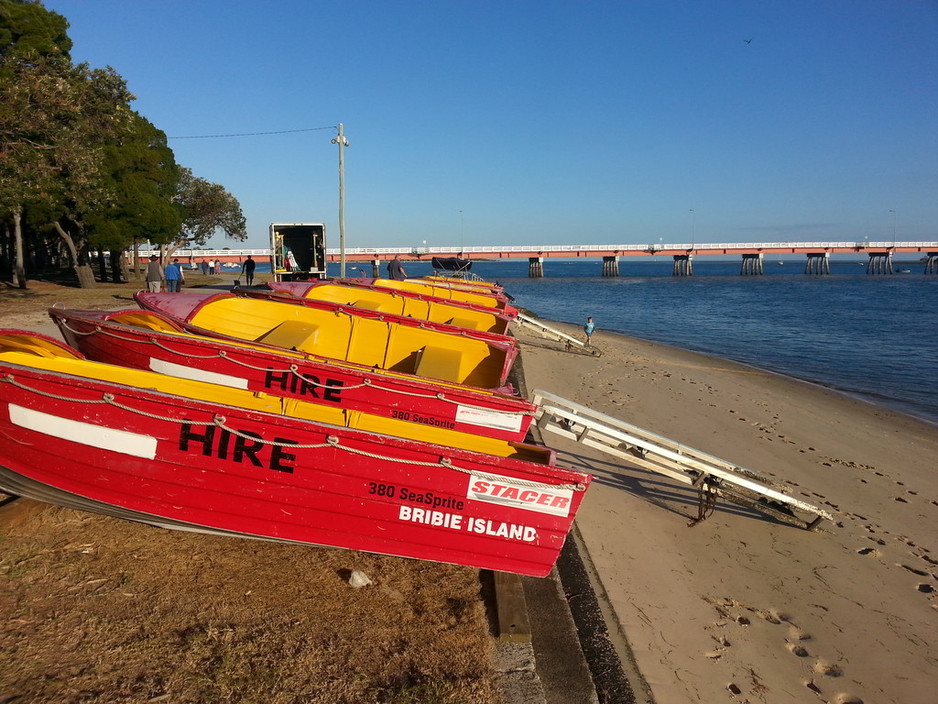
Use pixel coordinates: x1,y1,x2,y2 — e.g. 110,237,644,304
4,287,936,703
516,321,938,704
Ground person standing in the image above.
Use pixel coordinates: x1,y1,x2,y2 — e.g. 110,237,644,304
214,259,221,275
584,316,595,346
241,255,256,286
387,255,407,281
200,259,209,275
164,258,184,293
145,255,163,293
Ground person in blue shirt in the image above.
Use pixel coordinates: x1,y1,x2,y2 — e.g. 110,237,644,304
164,258,185,293
387,255,407,281
584,317,595,346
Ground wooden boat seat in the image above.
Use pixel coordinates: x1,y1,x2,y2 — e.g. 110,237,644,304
255,320,320,351
415,345,465,382
446,317,483,330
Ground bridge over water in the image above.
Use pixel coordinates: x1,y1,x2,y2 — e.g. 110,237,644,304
172,241,938,276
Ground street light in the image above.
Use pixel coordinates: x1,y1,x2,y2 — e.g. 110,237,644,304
889,209,896,248
690,209,696,249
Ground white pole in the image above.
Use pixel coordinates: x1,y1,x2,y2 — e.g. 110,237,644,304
333,124,349,277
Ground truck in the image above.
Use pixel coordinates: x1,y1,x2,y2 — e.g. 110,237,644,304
269,223,327,282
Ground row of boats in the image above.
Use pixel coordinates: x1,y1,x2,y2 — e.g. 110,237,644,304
0,274,591,577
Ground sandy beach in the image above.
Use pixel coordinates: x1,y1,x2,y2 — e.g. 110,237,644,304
515,320,938,704
3,282,936,703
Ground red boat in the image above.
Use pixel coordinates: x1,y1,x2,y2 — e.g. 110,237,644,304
333,277,512,311
0,330,591,577
134,291,518,390
50,306,537,442
261,279,518,335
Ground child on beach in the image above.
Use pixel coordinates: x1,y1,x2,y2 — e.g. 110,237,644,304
584,317,595,346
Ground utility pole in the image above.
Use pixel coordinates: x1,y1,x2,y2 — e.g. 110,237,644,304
332,124,349,277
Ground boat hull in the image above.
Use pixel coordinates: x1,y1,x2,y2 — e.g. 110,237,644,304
50,308,536,442
0,347,590,577
134,291,519,390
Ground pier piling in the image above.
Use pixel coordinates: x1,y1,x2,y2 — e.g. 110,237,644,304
866,252,893,275
528,257,544,278
601,256,619,277
740,253,764,276
924,253,938,274
805,252,831,275
672,254,693,276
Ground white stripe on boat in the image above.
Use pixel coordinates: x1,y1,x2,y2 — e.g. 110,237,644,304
149,358,249,389
9,404,158,459
455,405,523,432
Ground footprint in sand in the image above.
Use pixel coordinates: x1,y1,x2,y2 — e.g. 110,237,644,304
916,583,934,594
832,695,865,704
898,563,930,577
813,660,843,677
787,642,810,657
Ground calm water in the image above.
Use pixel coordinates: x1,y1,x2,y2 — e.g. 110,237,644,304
321,258,938,424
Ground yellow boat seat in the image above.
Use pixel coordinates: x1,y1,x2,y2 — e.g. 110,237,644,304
415,345,464,382
446,317,483,330
352,298,390,312
255,320,320,351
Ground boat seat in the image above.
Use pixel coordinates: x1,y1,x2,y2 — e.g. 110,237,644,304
415,345,464,383
255,320,320,351
352,298,390,312
446,316,483,330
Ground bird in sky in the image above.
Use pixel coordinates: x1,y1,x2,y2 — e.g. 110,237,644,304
744,38,753,44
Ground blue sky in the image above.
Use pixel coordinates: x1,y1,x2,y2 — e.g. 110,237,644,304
46,0,937,250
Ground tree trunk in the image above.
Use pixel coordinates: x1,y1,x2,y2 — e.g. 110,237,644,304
53,220,95,289
131,240,140,281
74,264,96,288
110,249,125,283
13,205,27,289
96,249,109,282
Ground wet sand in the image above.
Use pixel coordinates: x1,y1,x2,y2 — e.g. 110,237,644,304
516,321,938,704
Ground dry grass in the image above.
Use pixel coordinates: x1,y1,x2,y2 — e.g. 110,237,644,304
0,277,501,704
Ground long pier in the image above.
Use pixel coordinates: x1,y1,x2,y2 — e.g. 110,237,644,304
166,241,938,277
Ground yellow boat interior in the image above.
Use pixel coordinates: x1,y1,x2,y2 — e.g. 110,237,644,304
52,309,518,401
361,277,504,309
291,282,507,333
0,331,546,462
186,296,511,388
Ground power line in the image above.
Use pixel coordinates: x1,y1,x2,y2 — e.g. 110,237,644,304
169,125,337,140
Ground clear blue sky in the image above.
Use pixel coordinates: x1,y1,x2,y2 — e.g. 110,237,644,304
46,0,937,250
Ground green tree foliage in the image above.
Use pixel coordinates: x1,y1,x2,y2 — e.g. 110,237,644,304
172,167,247,253
0,0,71,60
85,114,182,280
0,1,247,288
0,51,136,286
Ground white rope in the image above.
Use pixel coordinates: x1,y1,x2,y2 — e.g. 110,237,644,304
61,325,534,414
1,374,584,491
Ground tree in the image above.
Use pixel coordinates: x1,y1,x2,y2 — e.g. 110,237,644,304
0,0,71,286
85,113,181,281
0,52,136,287
170,167,246,258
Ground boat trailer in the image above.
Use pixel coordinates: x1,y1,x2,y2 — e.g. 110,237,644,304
530,389,832,530
514,313,602,357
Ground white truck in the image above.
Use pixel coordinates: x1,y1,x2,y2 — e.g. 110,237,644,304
269,223,327,282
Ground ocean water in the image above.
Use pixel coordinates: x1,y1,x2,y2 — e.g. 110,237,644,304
324,258,938,424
